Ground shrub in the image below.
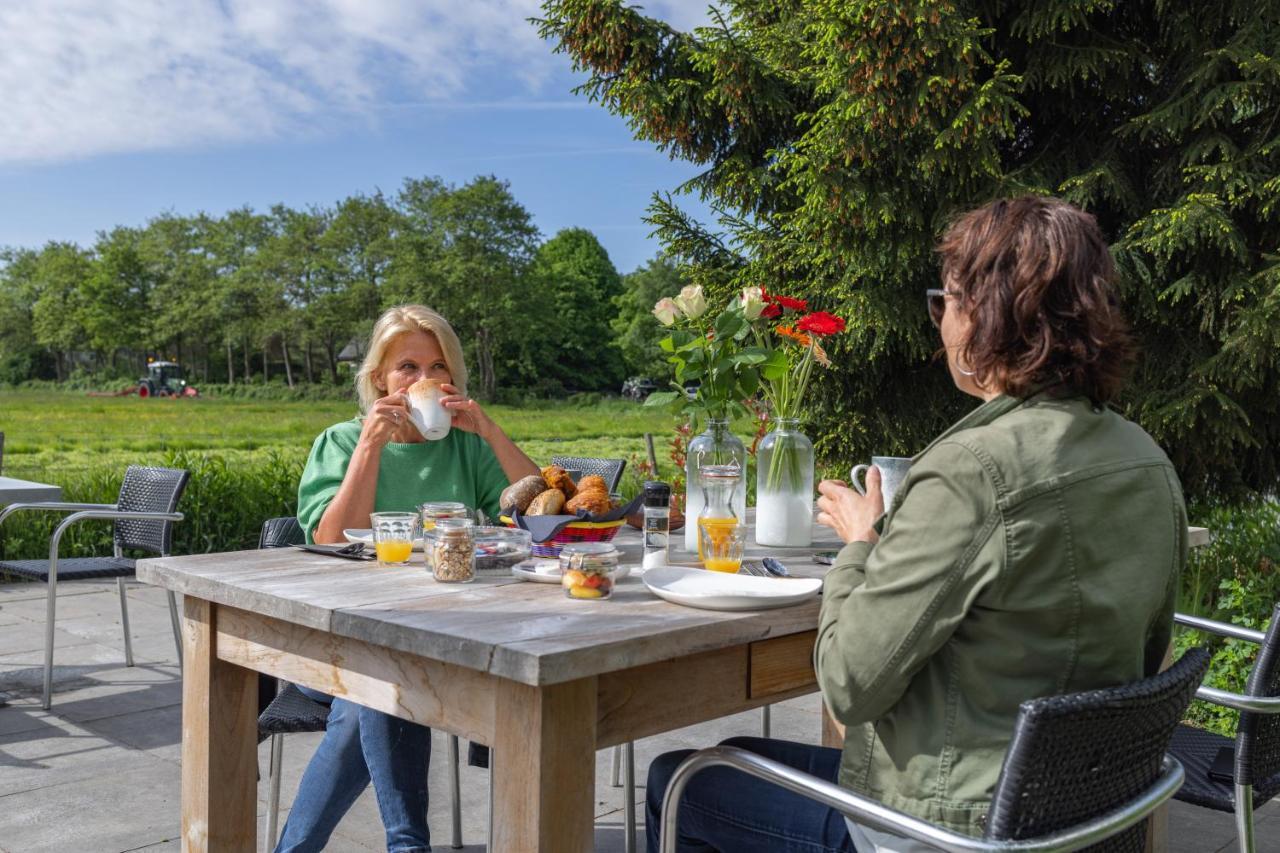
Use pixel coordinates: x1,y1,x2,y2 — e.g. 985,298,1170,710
1175,499,1280,735
0,449,304,566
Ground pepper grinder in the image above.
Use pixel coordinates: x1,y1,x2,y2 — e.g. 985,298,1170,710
641,481,671,570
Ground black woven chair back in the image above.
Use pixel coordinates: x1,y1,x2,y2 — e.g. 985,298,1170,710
1239,602,1280,789
259,516,305,549
550,455,626,493
985,647,1210,851
113,466,190,556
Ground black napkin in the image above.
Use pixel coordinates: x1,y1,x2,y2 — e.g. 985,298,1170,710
294,544,375,561
507,493,644,543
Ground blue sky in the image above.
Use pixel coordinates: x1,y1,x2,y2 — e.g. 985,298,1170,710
0,1,717,274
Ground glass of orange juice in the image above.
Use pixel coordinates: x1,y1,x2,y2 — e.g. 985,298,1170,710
371,512,418,566
700,521,745,573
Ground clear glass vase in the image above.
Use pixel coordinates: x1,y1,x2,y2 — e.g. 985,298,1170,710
683,418,747,553
754,417,814,547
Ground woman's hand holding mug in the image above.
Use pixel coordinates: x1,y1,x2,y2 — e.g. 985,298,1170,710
816,469,883,545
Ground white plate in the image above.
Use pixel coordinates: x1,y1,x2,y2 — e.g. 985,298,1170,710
641,565,821,611
343,529,426,551
512,560,633,584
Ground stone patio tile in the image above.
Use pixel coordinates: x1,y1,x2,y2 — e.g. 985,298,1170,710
0,714,172,797
0,620,97,655
0,640,132,696
0,754,181,853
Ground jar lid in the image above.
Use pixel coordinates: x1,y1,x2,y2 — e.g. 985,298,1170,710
644,481,671,506
434,517,474,537
420,501,468,516
560,542,618,557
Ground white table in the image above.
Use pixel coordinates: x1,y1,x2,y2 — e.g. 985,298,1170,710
0,476,62,504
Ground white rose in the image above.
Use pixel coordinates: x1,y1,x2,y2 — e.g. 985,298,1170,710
673,284,707,319
740,286,765,320
652,297,680,326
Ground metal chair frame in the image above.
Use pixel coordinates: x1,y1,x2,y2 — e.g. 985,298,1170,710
0,470,187,710
661,648,1211,853
660,747,1184,853
1171,611,1280,853
256,517,465,851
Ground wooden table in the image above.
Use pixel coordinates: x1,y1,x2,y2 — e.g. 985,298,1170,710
139,516,844,852
0,476,61,504
139,519,1212,852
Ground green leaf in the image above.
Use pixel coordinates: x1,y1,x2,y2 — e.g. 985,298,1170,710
643,391,681,407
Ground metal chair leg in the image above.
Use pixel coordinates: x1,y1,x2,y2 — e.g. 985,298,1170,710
41,578,57,710
449,734,463,849
612,743,624,787
265,733,284,853
167,590,183,668
1235,782,1256,853
118,577,134,667
761,704,771,737
624,741,637,853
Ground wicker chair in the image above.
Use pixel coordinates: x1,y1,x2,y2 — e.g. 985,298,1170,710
0,465,188,710
255,517,464,851
1168,608,1280,853
550,455,626,493
661,648,1211,853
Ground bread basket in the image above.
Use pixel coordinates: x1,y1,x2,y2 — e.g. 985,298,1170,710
498,515,626,559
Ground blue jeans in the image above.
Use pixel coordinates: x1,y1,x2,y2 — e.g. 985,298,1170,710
274,687,431,853
646,736,856,853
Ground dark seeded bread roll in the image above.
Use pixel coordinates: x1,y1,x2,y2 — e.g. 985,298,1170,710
500,475,547,513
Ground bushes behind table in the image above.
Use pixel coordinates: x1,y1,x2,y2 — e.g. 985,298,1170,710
0,449,303,566
1174,499,1280,735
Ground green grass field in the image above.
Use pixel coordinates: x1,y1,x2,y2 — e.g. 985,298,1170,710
0,389,683,483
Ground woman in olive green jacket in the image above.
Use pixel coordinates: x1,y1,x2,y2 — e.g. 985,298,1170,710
645,196,1187,853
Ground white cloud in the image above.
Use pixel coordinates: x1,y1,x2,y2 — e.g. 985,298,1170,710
0,0,716,166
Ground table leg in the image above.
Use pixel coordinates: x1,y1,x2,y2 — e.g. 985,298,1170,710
181,598,258,852
492,677,597,852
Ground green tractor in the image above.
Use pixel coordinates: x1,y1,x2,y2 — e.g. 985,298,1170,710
138,361,198,398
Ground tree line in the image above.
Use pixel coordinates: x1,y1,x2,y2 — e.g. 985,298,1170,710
0,175,685,399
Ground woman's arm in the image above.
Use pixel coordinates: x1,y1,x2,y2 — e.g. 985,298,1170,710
441,387,540,483
312,393,410,543
815,442,1000,725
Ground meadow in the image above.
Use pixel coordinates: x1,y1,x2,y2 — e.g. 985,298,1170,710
0,390,689,560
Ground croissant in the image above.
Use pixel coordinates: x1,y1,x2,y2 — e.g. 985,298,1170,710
576,475,608,495
540,465,577,499
565,489,611,516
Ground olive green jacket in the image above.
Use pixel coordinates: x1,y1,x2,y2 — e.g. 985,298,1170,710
816,392,1187,836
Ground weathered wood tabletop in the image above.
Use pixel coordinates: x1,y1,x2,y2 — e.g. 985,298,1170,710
139,514,844,852
139,517,1210,852
0,476,62,504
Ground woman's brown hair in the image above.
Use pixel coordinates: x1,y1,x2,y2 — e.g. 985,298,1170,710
936,196,1134,404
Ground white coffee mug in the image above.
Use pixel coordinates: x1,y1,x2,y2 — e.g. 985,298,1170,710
849,456,912,508
406,379,452,441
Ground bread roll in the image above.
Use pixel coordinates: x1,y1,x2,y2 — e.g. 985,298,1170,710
526,489,566,516
500,475,547,514
540,465,577,499
565,490,611,516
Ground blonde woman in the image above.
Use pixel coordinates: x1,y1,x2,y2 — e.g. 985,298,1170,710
279,305,538,853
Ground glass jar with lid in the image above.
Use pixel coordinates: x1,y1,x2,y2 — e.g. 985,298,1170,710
559,542,620,600
420,501,469,531
431,517,476,583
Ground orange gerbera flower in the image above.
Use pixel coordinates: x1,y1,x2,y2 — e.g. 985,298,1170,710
775,325,813,347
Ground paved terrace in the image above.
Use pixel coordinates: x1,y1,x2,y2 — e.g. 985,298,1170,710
0,578,1275,853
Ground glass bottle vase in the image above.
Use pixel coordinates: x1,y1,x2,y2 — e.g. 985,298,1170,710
754,417,814,547
683,418,747,553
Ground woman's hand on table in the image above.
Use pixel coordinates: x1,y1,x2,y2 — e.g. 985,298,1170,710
359,391,412,449
816,471,882,545
440,384,495,438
